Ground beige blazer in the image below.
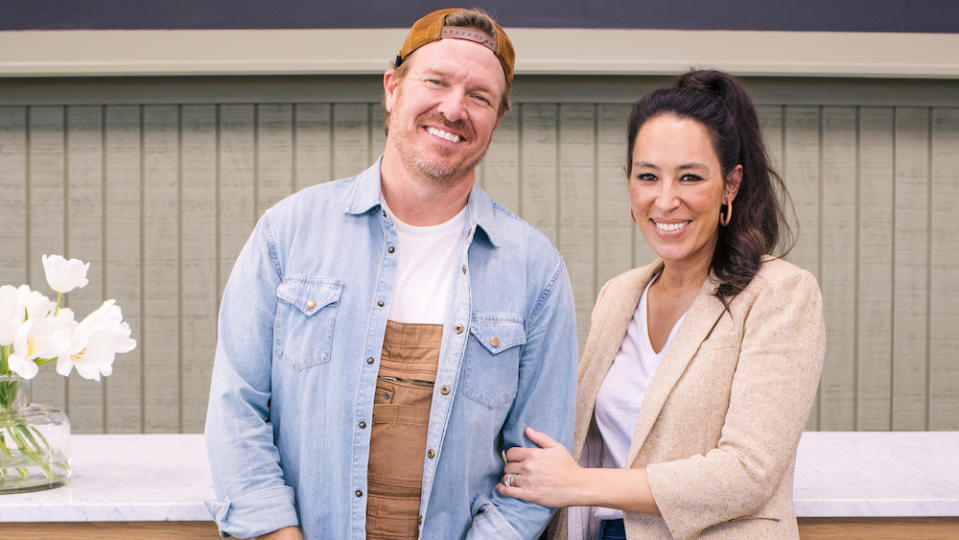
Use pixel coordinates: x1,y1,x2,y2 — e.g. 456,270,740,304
550,258,825,540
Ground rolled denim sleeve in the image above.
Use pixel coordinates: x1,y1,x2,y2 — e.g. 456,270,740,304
205,213,299,538
467,259,578,540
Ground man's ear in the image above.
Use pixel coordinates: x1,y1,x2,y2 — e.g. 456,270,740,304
383,69,399,114
725,164,743,203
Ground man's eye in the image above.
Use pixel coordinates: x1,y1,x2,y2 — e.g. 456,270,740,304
425,78,444,86
471,94,492,106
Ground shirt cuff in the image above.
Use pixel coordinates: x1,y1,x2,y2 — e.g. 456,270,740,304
206,485,299,538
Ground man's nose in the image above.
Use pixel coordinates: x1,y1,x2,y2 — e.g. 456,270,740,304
437,90,466,123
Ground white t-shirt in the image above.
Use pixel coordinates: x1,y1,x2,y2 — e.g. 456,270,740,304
592,274,687,521
382,200,467,324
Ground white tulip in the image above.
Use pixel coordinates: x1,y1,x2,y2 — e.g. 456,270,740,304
0,285,20,345
42,254,90,294
56,300,136,381
0,285,53,346
7,309,73,379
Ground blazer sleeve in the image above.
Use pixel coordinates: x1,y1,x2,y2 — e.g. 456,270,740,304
644,266,826,539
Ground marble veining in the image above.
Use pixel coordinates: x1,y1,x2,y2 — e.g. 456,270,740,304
0,431,956,521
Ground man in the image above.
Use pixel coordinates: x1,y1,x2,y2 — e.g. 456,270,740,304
205,8,577,540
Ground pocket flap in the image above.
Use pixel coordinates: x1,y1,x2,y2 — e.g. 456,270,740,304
276,278,343,316
469,317,526,354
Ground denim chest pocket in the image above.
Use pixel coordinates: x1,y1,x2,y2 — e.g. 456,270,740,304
463,316,526,409
274,277,343,371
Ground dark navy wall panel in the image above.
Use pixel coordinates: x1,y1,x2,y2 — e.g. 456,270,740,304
1,0,957,32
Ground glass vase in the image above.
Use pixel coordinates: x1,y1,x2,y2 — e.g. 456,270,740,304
0,374,71,493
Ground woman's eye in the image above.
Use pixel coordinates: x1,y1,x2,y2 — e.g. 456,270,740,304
680,174,703,182
636,173,657,182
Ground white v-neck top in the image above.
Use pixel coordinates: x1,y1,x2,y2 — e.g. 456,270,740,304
592,274,687,521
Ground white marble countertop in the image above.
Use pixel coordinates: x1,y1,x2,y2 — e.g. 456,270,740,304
0,431,956,522
794,431,959,517
0,434,213,522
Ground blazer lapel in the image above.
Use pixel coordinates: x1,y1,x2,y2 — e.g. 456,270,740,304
625,276,725,466
572,262,662,461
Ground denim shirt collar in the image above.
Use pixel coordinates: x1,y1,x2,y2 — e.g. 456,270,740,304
345,156,501,248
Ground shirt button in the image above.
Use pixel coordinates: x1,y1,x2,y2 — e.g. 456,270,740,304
489,336,500,347
358,421,367,429
306,300,317,309
461,264,467,274
355,490,363,497
387,246,395,253
384,392,392,400
377,300,385,307
440,385,450,395
382,210,387,217
454,324,464,334
418,515,423,525
367,357,374,365
427,449,436,459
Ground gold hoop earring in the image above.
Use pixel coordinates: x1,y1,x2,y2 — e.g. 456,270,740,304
629,206,637,224
719,200,732,226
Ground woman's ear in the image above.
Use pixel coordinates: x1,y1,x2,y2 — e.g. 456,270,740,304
725,164,743,203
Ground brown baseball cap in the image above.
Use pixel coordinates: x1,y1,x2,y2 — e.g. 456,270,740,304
395,8,515,88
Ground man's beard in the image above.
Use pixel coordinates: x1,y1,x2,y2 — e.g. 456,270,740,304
390,114,488,184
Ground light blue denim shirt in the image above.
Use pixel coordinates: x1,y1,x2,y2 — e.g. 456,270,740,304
205,160,578,539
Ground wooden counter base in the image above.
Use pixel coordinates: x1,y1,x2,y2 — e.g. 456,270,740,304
4,517,959,539
798,517,959,539
0,521,221,539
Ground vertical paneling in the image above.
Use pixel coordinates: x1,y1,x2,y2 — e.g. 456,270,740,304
782,105,822,430
520,104,559,243
0,107,27,284
103,106,142,433
892,108,931,430
369,105,387,166
558,104,596,348
596,104,635,289
331,104,370,180
180,105,218,433
256,104,294,213
294,103,332,190
142,105,180,432
818,107,858,430
1,84,958,434
65,105,105,433
28,106,66,408
857,108,895,430
218,105,256,297
929,108,959,429
480,112,520,213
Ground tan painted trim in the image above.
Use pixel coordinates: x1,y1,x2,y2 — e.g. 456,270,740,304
2,28,959,78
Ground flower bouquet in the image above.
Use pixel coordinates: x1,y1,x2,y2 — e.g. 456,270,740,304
0,255,136,493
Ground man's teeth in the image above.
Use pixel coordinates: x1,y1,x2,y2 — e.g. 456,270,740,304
656,221,687,232
427,127,461,142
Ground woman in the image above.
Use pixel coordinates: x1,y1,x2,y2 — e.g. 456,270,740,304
497,70,825,539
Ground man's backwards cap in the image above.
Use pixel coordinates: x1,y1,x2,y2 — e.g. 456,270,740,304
395,8,515,88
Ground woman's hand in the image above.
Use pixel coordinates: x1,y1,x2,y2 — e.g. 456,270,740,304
496,426,587,508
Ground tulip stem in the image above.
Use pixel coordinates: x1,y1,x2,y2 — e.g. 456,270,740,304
0,346,8,375
54,292,63,316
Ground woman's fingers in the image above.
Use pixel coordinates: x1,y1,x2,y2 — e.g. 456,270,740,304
525,426,560,448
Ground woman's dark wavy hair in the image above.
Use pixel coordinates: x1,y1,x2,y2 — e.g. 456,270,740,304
626,69,794,303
